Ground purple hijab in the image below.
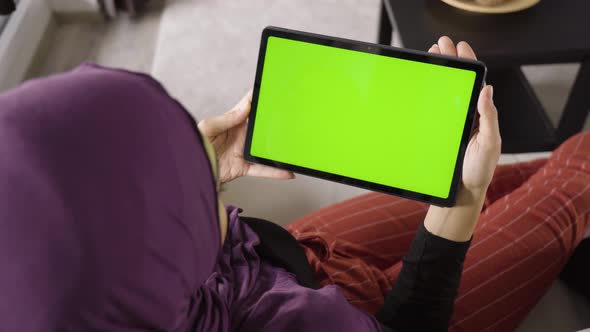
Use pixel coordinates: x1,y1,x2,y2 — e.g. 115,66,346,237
0,64,220,331
0,65,381,332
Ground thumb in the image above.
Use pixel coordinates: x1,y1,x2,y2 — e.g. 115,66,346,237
476,85,500,141
198,93,251,136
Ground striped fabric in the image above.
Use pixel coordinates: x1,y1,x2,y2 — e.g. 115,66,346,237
286,130,590,332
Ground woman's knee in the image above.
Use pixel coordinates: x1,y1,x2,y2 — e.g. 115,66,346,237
547,130,590,174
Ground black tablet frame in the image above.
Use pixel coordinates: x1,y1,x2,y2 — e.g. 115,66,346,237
244,26,487,207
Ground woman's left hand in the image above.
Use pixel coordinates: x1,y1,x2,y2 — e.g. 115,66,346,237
429,37,502,194
198,92,295,184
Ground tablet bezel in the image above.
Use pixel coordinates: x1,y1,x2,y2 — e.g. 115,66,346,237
244,26,487,207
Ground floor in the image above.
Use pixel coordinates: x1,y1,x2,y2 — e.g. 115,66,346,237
24,1,590,331
26,0,164,80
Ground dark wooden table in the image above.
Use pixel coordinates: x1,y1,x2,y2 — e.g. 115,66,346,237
378,0,590,153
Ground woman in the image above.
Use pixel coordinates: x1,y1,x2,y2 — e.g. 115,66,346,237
0,38,588,332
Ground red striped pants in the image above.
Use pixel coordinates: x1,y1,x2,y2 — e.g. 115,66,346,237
286,130,590,331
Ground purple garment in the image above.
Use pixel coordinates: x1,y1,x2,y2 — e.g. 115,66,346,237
197,206,381,332
0,64,380,332
0,64,219,331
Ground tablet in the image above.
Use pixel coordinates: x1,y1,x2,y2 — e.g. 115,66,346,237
244,26,487,207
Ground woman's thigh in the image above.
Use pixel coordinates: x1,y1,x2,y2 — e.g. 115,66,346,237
287,192,429,269
386,131,590,331
287,157,547,314
287,158,548,267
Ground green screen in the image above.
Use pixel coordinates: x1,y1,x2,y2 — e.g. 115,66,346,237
251,36,476,199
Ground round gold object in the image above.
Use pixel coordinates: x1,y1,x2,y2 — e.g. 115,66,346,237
440,0,541,14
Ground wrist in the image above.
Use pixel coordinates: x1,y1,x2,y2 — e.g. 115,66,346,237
424,185,487,242
457,185,487,207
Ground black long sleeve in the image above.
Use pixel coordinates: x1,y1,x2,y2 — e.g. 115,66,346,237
241,216,321,289
376,223,472,332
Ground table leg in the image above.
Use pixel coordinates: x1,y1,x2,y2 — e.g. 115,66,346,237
556,57,590,143
378,0,393,46
487,67,556,153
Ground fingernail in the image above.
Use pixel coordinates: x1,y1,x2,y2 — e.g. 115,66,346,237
488,85,494,99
